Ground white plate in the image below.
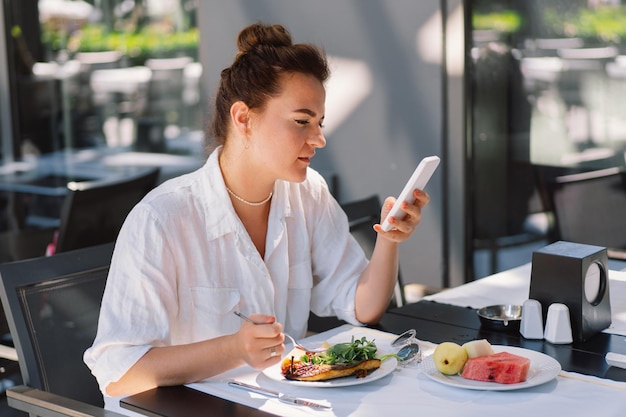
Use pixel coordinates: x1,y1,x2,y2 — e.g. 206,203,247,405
422,345,561,391
263,356,398,387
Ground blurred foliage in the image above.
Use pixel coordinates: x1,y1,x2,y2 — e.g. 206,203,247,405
473,10,522,34
82,24,195,62
42,23,199,64
473,5,626,46
545,6,626,45
40,0,198,65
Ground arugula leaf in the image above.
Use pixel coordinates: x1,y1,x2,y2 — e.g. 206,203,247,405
301,336,378,365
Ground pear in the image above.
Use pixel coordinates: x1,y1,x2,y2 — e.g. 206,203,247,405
462,339,494,358
432,342,468,375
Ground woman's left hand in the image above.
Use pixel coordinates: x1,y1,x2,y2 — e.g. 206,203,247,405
373,189,430,243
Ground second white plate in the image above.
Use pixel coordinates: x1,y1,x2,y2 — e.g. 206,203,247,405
422,345,561,391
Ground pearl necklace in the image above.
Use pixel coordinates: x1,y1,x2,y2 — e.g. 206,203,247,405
226,186,273,206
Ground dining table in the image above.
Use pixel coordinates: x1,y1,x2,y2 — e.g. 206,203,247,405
120,263,626,417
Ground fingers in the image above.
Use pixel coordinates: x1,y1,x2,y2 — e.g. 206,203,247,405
248,313,276,325
414,189,430,207
237,317,286,369
375,189,430,240
257,337,285,367
268,345,280,358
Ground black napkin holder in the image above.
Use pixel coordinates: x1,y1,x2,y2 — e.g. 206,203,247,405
529,241,611,342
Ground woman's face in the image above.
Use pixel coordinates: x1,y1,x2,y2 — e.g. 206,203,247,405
248,72,326,183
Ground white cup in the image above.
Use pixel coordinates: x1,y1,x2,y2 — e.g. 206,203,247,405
544,303,573,344
520,299,544,339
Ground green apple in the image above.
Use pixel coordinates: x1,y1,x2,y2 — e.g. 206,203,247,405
462,339,494,358
433,342,468,375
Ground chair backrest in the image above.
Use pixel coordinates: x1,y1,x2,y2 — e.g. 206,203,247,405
341,195,381,256
341,195,405,307
548,167,626,250
54,168,159,254
0,243,115,407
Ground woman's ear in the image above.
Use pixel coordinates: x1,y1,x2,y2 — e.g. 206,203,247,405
230,101,250,136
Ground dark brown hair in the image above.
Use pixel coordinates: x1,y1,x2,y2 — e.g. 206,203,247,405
210,23,329,144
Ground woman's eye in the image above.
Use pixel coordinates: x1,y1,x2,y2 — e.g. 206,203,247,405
295,119,324,128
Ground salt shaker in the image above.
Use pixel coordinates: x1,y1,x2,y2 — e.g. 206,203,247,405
520,299,544,339
544,303,573,344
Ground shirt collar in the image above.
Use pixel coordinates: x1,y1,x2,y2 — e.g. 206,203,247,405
201,147,292,240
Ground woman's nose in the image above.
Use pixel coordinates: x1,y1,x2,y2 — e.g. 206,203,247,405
309,130,326,148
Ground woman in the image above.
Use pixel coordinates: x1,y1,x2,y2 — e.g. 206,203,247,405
84,22,430,402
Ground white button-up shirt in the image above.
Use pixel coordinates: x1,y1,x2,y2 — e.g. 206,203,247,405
84,147,368,395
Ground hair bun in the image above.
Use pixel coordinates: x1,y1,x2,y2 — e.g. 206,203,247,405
236,23,292,57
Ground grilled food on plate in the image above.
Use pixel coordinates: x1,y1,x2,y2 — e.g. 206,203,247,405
280,336,382,381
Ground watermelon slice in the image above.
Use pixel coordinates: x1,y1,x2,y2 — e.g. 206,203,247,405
461,351,530,384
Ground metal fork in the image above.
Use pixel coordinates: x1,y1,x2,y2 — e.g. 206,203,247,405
234,311,327,353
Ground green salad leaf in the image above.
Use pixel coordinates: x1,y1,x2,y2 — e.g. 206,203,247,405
300,336,378,365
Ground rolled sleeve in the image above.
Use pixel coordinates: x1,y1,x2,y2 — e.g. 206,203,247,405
84,204,176,394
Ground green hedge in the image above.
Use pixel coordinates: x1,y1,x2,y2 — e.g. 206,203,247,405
473,10,522,34
43,24,199,64
545,6,626,45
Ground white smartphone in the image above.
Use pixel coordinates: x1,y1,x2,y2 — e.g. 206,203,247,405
380,155,440,232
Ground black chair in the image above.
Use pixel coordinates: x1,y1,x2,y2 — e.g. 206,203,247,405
341,195,405,307
6,385,124,417
51,167,159,254
0,243,121,416
308,195,405,333
546,167,626,260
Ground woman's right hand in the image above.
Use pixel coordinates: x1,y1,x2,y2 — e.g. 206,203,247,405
106,314,285,397
235,313,285,369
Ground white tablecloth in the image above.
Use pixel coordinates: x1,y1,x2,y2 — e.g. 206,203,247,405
188,325,626,417
423,263,626,336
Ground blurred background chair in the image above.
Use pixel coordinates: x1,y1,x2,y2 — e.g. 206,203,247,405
0,243,118,415
341,195,405,307
308,194,405,333
0,228,56,264
89,66,153,148
144,57,192,122
545,167,626,263
134,57,193,153
48,167,159,255
1,167,160,262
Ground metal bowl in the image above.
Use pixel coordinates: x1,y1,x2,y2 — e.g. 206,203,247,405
477,304,522,332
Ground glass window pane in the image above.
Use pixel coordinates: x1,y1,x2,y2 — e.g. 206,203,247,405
3,0,205,158
469,0,626,279
33,0,203,154
1,1,204,262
